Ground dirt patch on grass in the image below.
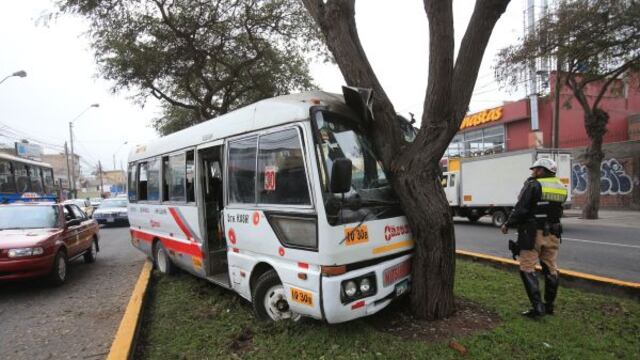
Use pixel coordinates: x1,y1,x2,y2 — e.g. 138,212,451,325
228,327,255,355
368,297,501,344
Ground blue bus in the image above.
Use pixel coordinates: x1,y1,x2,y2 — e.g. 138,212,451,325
0,152,57,203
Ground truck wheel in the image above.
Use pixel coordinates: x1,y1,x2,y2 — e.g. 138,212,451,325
154,242,176,275
492,210,507,227
84,238,98,264
467,215,480,223
252,270,301,322
48,250,68,286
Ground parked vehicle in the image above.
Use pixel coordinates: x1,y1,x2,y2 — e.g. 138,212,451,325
92,198,129,225
0,153,56,203
89,197,103,207
64,199,94,217
128,90,412,323
0,202,99,284
442,149,572,227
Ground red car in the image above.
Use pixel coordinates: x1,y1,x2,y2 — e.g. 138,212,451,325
0,202,99,285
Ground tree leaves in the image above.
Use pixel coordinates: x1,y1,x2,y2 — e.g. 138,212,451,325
57,0,326,135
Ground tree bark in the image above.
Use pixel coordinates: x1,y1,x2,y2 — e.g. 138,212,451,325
302,0,510,320
581,109,609,219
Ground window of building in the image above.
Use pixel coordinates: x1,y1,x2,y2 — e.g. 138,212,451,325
257,128,311,205
128,163,138,201
0,160,16,193
446,125,505,157
228,137,257,204
186,151,195,202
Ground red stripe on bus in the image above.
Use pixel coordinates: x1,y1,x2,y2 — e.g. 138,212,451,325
168,207,194,242
131,229,202,259
298,262,309,269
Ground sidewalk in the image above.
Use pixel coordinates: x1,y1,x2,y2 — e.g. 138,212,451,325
563,208,640,229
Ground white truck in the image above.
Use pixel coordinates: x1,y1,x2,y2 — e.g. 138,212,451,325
442,149,572,227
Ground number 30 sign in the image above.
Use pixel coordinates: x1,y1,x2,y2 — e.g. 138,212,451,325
264,166,278,191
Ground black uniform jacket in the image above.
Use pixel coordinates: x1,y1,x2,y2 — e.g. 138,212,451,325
506,177,542,228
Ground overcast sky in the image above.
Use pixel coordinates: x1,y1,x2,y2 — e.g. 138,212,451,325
0,0,527,175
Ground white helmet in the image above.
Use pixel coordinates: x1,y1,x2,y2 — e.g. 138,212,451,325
530,158,557,173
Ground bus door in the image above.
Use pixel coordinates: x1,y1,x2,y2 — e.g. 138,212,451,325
198,145,227,276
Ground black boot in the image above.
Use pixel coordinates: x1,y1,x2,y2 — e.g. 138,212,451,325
543,269,559,315
519,271,545,318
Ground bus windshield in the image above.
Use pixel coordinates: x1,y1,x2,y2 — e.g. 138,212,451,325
314,111,389,191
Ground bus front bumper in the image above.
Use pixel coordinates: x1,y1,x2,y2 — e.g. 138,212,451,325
322,253,412,324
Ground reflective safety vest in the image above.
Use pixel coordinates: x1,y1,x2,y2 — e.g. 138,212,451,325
536,177,568,203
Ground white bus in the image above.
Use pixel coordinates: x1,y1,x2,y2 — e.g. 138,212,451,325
128,90,414,323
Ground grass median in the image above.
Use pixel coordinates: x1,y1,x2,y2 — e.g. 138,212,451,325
135,260,639,359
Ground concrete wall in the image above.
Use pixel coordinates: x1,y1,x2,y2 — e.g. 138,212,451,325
569,140,640,210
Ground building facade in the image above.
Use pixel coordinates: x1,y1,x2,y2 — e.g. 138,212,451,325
447,73,640,210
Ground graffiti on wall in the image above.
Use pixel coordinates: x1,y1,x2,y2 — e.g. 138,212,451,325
571,158,633,195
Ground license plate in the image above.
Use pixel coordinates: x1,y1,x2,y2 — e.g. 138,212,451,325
107,217,115,223
344,225,369,246
395,279,410,297
383,260,411,287
290,287,313,306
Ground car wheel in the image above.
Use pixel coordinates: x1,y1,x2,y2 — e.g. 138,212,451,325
492,209,508,227
48,250,68,286
84,238,98,264
154,242,176,275
252,270,301,322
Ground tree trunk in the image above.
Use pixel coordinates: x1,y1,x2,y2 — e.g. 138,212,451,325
393,163,456,319
581,109,609,219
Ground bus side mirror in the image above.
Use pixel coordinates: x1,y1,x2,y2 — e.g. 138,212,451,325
331,158,352,193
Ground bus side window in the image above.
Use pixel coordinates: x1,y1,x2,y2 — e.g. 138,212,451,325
138,162,148,200
15,163,30,193
146,158,161,201
29,166,44,193
166,153,186,202
161,156,170,201
186,151,195,202
228,137,257,204
128,163,138,201
257,128,310,205
0,160,16,193
43,168,54,194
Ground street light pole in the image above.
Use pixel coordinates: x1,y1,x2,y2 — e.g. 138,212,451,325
68,103,99,198
0,70,27,85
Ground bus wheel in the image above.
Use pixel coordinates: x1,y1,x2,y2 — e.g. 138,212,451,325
154,242,176,275
252,270,301,322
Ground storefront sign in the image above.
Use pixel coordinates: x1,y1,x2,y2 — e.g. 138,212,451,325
460,107,503,130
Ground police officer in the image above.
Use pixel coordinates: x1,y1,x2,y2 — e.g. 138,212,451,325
500,158,568,318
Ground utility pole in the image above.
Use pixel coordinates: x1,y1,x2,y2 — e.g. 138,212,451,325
68,122,76,198
98,161,104,195
64,142,71,199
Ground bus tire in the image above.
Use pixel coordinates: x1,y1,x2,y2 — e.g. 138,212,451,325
252,270,301,322
154,242,176,275
467,214,480,223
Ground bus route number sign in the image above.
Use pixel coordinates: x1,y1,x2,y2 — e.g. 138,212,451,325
344,225,369,246
264,166,278,191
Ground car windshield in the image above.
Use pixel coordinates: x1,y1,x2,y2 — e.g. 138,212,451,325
314,111,389,192
0,205,59,230
99,199,128,208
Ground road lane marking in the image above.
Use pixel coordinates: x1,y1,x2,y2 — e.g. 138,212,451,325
107,260,152,360
562,237,640,249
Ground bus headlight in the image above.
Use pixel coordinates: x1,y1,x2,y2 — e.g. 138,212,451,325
344,281,357,297
8,247,44,258
341,272,377,303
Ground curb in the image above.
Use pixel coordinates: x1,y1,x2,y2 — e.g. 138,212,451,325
456,249,640,298
107,260,153,360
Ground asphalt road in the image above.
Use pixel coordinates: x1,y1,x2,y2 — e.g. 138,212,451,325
0,226,145,360
454,218,640,283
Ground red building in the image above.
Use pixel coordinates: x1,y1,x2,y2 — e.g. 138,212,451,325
448,73,640,210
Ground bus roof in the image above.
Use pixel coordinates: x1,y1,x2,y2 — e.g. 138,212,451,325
0,152,53,168
128,91,352,163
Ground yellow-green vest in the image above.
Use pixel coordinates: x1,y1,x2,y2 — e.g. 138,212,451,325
536,177,568,203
